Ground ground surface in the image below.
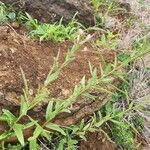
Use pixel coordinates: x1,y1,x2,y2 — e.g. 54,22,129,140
0,0,150,149
0,25,116,149
80,132,116,150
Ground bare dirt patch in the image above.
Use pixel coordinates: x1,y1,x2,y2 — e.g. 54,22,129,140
80,132,116,150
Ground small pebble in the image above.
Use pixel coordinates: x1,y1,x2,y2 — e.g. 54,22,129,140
61,89,70,97
11,22,20,29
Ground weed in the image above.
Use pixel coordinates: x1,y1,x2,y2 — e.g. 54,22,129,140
99,36,150,149
6,144,24,150
0,33,99,149
118,53,130,63
91,0,119,15
95,31,119,50
1,35,149,149
101,81,135,150
91,0,131,28
0,3,82,42
0,2,8,24
25,13,82,42
111,121,135,150
132,115,144,133
0,2,23,24
0,2,150,150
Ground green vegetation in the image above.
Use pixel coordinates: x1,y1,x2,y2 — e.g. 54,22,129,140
25,13,82,42
111,121,134,150
0,35,149,149
91,0,121,26
0,2,17,24
0,1,150,150
91,0,119,14
95,31,119,50
0,3,7,24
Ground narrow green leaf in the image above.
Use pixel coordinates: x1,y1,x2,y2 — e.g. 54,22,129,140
101,77,113,83
95,115,111,128
46,101,54,120
20,95,28,116
83,123,91,131
0,132,10,140
2,109,17,125
44,71,59,86
24,121,36,129
13,124,25,146
60,109,71,113
41,130,51,141
58,139,65,150
110,119,121,124
29,139,37,150
80,119,85,129
55,100,63,110
0,114,9,122
92,68,97,83
28,126,43,141
79,135,87,141
80,76,86,89
46,123,66,136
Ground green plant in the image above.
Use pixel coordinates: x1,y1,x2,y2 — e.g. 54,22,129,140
0,28,149,149
6,144,24,150
25,13,82,42
0,2,22,24
98,36,150,149
101,82,136,150
95,31,119,50
0,33,98,149
91,0,102,14
0,3,82,42
111,121,134,150
102,87,136,149
91,0,118,14
91,0,129,27
1,3,150,149
0,2,8,24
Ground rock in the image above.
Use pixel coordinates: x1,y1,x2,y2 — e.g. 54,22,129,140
1,0,95,27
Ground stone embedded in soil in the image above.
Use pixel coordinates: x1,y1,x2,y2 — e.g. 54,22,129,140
1,0,95,27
